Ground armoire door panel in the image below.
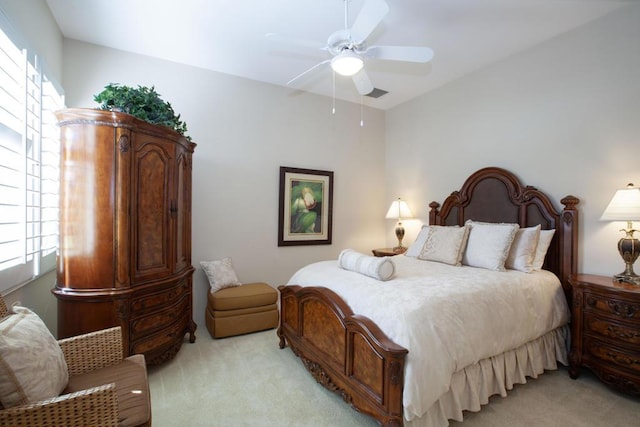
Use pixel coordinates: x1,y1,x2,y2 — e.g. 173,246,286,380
132,136,174,282
174,148,191,273
57,123,116,289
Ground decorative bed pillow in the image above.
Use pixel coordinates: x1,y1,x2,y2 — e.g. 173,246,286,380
405,225,430,257
505,225,541,273
417,225,469,266
533,229,556,270
0,306,69,408
462,221,519,271
338,249,395,281
200,257,242,292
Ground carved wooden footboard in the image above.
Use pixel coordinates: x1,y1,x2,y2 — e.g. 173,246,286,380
278,285,408,427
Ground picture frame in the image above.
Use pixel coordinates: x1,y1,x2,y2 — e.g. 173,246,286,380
278,166,333,246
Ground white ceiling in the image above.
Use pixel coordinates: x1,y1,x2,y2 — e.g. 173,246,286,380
46,0,630,110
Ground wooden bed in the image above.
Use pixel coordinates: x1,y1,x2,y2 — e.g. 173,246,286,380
277,167,579,426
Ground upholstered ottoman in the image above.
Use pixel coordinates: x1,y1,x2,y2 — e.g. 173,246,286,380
205,282,278,338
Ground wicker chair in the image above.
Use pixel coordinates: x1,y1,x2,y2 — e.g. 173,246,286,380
0,297,151,427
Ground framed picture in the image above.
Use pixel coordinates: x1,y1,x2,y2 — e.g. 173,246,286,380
278,166,333,246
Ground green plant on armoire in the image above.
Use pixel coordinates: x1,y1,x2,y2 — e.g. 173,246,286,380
93,83,190,140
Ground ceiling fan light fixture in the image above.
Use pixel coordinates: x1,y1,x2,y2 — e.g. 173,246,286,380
331,50,364,76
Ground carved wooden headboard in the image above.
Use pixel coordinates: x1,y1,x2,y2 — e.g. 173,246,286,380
428,167,579,298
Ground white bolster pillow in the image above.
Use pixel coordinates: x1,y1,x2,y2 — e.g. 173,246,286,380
338,249,395,281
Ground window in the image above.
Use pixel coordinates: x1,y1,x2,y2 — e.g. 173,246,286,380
0,17,64,293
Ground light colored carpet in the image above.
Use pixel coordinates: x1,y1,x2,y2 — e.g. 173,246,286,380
148,329,638,426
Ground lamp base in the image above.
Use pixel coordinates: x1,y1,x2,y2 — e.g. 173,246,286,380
394,223,406,253
614,273,640,286
615,236,640,285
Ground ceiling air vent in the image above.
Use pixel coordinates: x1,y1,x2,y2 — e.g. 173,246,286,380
365,88,388,98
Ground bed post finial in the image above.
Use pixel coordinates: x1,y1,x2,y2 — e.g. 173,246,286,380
561,195,579,211
429,201,441,225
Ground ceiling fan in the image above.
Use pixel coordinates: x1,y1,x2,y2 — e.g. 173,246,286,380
267,0,434,96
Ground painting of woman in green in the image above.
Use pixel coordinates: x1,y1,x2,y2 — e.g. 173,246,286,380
290,181,323,234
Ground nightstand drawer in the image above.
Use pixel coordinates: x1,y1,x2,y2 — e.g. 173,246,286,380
584,336,640,374
584,292,640,320
585,316,640,346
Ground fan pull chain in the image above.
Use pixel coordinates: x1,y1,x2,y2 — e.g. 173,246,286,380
360,95,364,127
332,70,336,114
344,0,349,30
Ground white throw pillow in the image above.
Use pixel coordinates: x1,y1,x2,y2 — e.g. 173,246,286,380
417,225,469,266
463,221,519,271
532,229,556,270
505,225,541,273
338,249,395,281
0,306,69,408
405,225,430,257
200,257,242,292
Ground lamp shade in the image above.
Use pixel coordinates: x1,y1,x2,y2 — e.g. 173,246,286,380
385,199,413,220
600,184,640,221
331,50,364,76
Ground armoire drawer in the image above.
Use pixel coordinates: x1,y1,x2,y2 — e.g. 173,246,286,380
130,281,190,314
131,315,189,355
130,295,189,339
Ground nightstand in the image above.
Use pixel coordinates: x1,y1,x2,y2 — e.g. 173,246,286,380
371,247,406,257
568,274,640,396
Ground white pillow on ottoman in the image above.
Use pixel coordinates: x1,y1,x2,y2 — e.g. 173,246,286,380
201,257,242,292
0,306,69,408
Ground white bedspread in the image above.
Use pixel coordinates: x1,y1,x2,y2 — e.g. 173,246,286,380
287,255,570,421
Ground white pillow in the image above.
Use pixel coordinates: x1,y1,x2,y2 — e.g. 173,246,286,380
533,229,556,270
0,306,69,408
505,225,541,273
200,257,242,292
463,221,519,271
417,225,469,266
405,225,430,257
338,249,395,281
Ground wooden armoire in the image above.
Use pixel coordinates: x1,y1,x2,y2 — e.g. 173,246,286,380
52,108,197,365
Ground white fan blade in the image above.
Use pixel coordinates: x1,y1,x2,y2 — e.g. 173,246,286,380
352,69,374,95
287,60,331,86
349,0,389,43
265,33,326,51
365,45,434,63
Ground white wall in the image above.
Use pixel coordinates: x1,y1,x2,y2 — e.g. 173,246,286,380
386,5,640,277
0,0,63,79
61,40,387,330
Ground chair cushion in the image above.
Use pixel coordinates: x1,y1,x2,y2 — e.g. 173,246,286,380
63,354,150,427
209,283,277,311
0,306,69,408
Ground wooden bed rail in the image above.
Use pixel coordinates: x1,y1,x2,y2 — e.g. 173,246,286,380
278,285,408,427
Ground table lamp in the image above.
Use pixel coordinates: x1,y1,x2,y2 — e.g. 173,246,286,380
600,183,640,285
385,198,413,252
